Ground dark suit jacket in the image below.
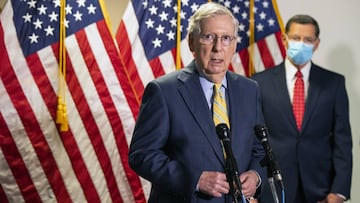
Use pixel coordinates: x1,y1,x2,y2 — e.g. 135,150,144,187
252,62,352,202
129,61,266,203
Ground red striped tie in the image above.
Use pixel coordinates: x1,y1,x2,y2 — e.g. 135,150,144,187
293,70,304,130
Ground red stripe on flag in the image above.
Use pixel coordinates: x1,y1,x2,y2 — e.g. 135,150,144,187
0,113,41,202
0,184,9,203
57,130,102,202
275,31,286,63
1,26,72,201
116,22,145,103
149,57,165,78
228,63,235,72
239,49,250,77
256,39,275,68
41,60,102,201
96,22,146,202
1,53,72,202
26,44,104,203
72,29,123,202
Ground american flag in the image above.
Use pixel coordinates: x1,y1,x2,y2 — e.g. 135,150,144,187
116,0,286,104
0,0,144,202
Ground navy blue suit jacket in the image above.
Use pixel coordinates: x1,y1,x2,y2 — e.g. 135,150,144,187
129,61,266,203
252,62,352,202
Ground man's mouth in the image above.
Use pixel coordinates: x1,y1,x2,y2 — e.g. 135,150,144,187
211,58,223,63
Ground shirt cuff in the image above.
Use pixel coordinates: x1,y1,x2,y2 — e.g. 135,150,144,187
250,170,262,188
336,193,347,200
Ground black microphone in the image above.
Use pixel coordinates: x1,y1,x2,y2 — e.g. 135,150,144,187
254,125,284,188
216,123,234,159
216,123,243,202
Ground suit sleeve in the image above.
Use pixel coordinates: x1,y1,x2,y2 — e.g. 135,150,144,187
128,80,198,199
251,81,267,194
331,76,353,199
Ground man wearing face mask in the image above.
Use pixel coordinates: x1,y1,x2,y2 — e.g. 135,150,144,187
252,15,352,203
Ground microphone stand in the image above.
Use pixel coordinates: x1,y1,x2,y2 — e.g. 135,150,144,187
255,125,285,203
260,153,284,203
264,163,279,203
216,124,247,203
224,156,244,203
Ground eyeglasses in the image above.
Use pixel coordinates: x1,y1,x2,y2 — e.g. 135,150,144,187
199,34,236,46
287,35,317,44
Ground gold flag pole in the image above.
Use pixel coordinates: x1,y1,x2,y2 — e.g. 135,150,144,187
248,0,255,76
56,0,68,131
175,0,182,70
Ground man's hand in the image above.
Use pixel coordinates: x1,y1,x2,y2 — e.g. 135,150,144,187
239,170,259,199
248,197,259,203
317,193,345,203
198,171,229,197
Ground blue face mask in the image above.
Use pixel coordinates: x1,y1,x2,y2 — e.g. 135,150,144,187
287,40,314,65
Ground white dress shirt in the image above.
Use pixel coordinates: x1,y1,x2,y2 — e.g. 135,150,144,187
285,59,311,103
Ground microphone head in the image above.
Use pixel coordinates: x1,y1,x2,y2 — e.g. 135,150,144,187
254,124,269,141
216,123,230,140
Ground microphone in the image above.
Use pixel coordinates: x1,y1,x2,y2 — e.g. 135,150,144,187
216,123,234,159
254,125,284,188
216,123,244,202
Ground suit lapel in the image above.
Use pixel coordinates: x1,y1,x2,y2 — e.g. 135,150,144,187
227,72,249,132
302,65,322,131
272,65,298,130
177,63,225,164
227,73,239,130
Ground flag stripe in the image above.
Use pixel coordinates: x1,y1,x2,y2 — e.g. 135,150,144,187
41,45,101,203
179,40,193,67
97,22,146,199
59,72,107,203
257,39,275,69
272,31,287,64
149,57,166,78
1,0,147,201
86,21,141,202
0,160,11,203
0,112,41,202
99,22,145,202
2,19,90,202
239,49,251,76
116,23,145,103
67,29,122,202
160,49,177,74
1,0,144,202
2,5,75,202
231,54,246,76
0,129,23,203
255,32,286,72
116,48,142,119
118,3,155,86
1,25,72,202
90,21,146,202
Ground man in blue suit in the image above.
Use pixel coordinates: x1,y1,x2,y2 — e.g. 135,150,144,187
252,15,352,203
129,2,266,203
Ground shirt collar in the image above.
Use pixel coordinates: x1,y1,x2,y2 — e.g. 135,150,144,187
196,62,228,88
285,58,311,82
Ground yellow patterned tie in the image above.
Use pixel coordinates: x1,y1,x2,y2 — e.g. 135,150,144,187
213,84,230,128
